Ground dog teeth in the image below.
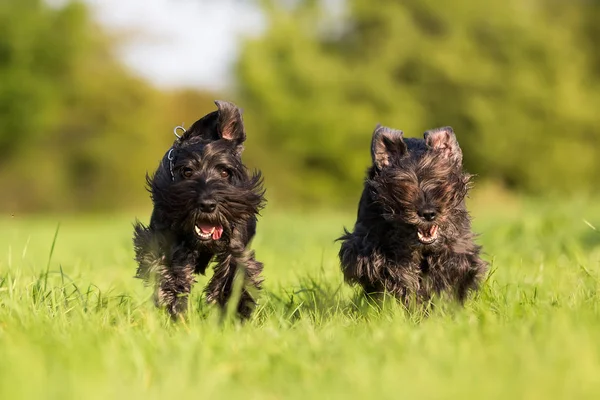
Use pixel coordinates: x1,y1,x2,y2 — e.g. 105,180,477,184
417,225,439,244
194,225,214,239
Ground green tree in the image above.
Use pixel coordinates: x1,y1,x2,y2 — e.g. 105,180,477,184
237,0,600,206
0,0,213,212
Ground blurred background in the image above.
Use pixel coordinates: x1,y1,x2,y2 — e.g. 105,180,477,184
1,0,599,214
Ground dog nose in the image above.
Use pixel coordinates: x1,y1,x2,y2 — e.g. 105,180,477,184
199,198,217,213
421,209,437,221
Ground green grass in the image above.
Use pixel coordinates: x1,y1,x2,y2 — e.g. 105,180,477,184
1,199,599,399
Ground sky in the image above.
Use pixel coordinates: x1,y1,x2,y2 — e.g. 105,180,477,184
83,0,263,91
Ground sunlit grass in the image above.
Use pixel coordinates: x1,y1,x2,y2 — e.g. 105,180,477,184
0,199,599,399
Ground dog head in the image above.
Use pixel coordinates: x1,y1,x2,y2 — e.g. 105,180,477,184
368,125,471,248
149,100,265,248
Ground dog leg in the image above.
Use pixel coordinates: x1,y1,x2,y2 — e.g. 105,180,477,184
133,224,196,318
205,250,263,319
453,253,488,303
340,230,406,300
237,252,264,318
154,262,195,318
338,229,374,288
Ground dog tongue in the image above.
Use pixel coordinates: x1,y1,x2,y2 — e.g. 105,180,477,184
212,226,223,240
198,223,223,240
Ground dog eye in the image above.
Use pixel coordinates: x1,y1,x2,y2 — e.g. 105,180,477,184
219,168,230,179
181,167,194,178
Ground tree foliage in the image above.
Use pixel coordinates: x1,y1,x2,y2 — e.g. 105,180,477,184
0,0,216,211
237,0,600,206
1,0,599,212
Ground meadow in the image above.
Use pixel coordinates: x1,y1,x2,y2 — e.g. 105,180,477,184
0,196,599,399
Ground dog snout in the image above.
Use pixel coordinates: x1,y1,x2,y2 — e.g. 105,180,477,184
199,198,217,213
419,208,437,222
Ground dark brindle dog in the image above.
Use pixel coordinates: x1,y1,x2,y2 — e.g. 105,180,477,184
338,125,487,307
133,101,265,319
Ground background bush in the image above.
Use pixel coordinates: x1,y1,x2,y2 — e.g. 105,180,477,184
237,0,600,206
1,0,599,212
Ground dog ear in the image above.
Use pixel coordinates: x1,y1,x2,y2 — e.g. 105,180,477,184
178,101,246,146
371,124,407,169
215,100,246,145
424,126,462,164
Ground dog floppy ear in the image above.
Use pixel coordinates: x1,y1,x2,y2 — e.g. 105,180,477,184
424,126,462,164
215,100,246,145
371,124,407,169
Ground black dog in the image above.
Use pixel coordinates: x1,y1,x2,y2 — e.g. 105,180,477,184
338,125,487,307
133,100,265,319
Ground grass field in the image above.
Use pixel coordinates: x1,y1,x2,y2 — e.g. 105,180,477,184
1,197,599,399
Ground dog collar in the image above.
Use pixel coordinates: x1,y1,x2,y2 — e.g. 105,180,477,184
167,125,187,181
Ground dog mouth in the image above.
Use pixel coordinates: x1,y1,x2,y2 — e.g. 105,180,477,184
417,225,439,244
194,222,223,241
